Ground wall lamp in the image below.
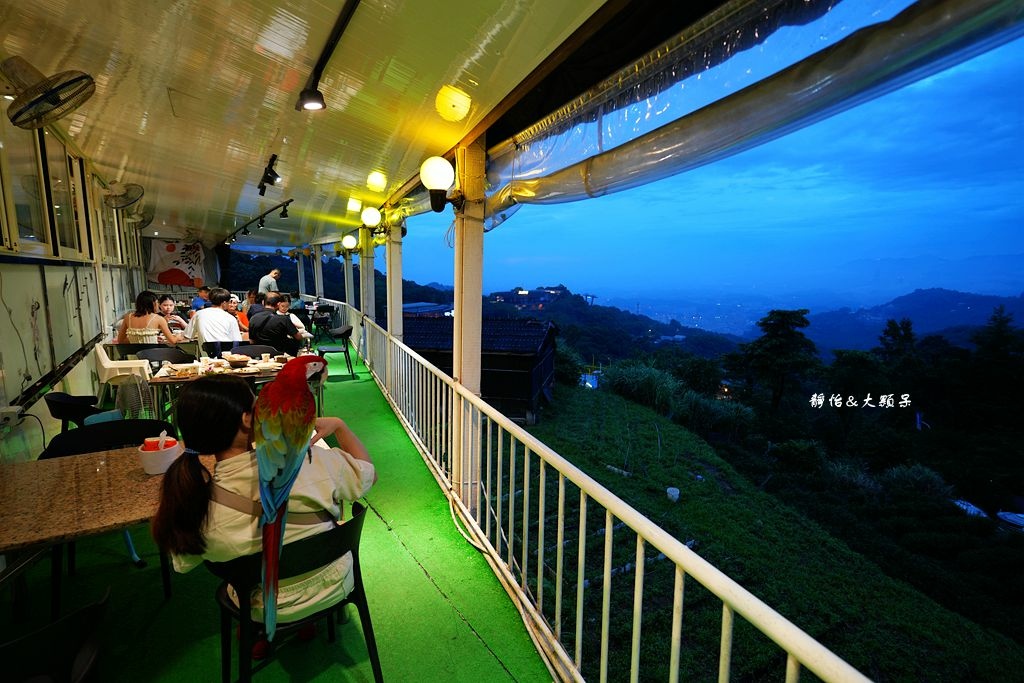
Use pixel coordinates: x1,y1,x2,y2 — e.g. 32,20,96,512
295,0,361,112
420,156,464,213
258,154,282,196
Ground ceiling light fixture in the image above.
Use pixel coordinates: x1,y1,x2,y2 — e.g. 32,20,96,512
241,227,250,236
296,88,325,111
294,0,360,112
280,205,289,219
257,217,265,229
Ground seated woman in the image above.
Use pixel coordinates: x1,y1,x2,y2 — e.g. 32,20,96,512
158,294,188,333
117,290,184,346
275,293,313,341
151,375,376,627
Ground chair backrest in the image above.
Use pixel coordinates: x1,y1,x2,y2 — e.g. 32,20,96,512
204,502,367,588
104,343,164,360
41,419,177,459
329,325,353,340
83,409,124,425
43,391,99,417
202,341,226,358
136,347,196,365
0,589,109,683
95,344,151,384
229,344,279,358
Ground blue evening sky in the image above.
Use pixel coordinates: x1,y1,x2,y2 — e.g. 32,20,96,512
401,35,1023,309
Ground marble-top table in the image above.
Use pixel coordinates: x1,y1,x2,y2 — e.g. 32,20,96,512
0,447,214,553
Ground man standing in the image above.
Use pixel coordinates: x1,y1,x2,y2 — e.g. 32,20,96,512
190,286,211,317
258,268,281,294
249,292,303,355
184,287,241,351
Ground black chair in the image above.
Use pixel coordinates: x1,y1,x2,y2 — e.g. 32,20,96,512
311,305,336,343
136,346,196,371
204,502,382,683
229,344,279,358
202,341,229,358
41,419,178,614
104,343,163,360
43,392,103,432
0,588,109,683
136,346,195,363
318,326,355,378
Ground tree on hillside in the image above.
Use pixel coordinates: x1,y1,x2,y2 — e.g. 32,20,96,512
971,305,1021,362
733,309,818,416
877,317,916,363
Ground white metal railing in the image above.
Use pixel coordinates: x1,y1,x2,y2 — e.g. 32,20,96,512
325,300,870,683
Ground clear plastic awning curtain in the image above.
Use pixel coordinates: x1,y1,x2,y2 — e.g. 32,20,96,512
477,0,1024,230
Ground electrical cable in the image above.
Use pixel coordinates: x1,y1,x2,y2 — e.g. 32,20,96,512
22,412,47,453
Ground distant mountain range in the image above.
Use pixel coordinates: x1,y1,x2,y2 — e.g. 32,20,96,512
804,288,1024,354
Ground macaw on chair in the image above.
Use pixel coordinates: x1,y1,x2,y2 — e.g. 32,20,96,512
253,354,328,640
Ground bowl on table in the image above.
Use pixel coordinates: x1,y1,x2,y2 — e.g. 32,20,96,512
221,353,253,369
138,437,183,475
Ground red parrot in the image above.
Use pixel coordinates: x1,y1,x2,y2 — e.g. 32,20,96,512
253,354,327,640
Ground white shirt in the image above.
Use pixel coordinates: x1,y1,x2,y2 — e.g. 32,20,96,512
184,306,242,344
173,446,375,621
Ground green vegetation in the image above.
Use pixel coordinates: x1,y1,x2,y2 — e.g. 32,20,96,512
528,384,1024,681
523,299,1024,680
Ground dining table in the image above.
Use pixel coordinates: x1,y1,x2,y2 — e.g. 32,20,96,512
0,447,215,617
147,355,325,422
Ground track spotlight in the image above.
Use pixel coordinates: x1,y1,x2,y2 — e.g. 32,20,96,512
257,217,265,229
296,88,326,111
241,227,250,236
280,205,289,219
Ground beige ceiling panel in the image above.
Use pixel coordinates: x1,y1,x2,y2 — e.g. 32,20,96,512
0,0,607,247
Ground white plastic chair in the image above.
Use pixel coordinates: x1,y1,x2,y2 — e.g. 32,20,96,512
94,343,151,406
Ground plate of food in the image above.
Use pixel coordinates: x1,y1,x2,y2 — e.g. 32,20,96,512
233,366,260,374
253,361,284,371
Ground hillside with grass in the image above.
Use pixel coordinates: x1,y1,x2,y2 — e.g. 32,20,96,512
527,385,1024,682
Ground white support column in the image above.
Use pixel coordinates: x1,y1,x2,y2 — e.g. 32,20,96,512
452,138,485,509
359,226,375,321
343,252,355,308
312,245,325,298
296,255,306,297
385,220,404,343
452,140,485,396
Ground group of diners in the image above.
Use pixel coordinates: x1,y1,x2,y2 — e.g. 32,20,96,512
118,287,315,355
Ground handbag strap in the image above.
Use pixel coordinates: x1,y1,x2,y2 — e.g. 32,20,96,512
211,483,335,525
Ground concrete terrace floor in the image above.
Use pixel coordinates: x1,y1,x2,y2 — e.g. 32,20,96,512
0,350,551,682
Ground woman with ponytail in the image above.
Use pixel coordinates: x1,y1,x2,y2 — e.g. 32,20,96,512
150,374,376,634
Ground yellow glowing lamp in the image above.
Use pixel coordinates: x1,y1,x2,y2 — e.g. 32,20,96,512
361,207,381,227
435,85,472,122
341,234,358,250
420,156,455,212
366,171,387,193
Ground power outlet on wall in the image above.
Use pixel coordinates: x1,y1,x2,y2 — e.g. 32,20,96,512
0,406,24,427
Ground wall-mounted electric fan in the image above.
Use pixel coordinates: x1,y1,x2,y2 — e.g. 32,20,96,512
0,56,95,129
104,182,145,210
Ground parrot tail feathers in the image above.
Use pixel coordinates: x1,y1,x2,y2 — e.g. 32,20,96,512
261,514,284,641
